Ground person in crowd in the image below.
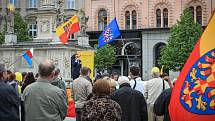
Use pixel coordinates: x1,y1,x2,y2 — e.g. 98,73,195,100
129,66,145,95
15,72,23,94
21,72,36,93
23,59,67,121
94,70,102,82
154,79,177,121
81,79,122,121
0,63,20,121
160,73,174,88
111,72,120,89
103,76,118,93
7,73,19,96
51,68,66,93
144,67,170,121
72,54,82,80
35,73,39,80
84,67,93,85
111,72,119,82
111,76,148,121
72,67,92,121
22,72,27,81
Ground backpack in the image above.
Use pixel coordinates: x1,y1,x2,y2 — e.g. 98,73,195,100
153,88,172,116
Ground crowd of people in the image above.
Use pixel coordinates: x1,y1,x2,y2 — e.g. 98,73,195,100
0,59,175,121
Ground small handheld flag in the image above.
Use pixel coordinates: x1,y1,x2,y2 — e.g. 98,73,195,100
169,12,215,121
22,48,33,68
56,15,80,44
98,18,121,48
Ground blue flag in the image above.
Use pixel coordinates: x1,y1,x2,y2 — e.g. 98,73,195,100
98,18,121,48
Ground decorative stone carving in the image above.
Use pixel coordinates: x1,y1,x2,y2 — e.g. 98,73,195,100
79,9,89,37
56,0,65,26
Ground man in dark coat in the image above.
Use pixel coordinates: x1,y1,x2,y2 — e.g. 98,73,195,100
72,54,82,80
0,63,20,121
111,76,148,121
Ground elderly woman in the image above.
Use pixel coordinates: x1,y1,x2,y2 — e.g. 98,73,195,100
81,79,122,121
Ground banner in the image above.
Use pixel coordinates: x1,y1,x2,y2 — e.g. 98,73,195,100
77,51,95,79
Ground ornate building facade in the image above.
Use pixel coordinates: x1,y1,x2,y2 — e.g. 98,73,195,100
85,0,215,79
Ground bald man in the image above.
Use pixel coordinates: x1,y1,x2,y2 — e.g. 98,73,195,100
23,59,68,121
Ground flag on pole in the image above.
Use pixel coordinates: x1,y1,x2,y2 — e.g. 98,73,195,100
56,15,80,44
98,18,121,48
22,48,33,68
169,13,215,121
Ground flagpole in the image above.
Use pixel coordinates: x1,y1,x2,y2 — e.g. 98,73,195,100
120,35,131,66
7,55,23,69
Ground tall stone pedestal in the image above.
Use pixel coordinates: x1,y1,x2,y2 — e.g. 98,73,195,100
78,36,89,46
5,34,17,44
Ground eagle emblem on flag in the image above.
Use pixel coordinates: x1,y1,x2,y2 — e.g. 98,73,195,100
103,28,113,42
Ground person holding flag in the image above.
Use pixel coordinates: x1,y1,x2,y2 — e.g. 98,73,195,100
169,12,215,121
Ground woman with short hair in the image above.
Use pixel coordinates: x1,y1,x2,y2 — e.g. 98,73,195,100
81,79,122,121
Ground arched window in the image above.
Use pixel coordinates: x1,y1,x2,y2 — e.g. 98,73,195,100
125,11,130,29
189,6,194,21
196,6,202,25
154,43,166,67
163,8,168,27
156,9,161,27
132,10,137,29
98,9,107,31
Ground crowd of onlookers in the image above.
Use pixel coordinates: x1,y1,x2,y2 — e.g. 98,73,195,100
0,59,176,121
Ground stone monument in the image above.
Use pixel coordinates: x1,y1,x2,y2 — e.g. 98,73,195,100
78,9,89,46
5,4,17,44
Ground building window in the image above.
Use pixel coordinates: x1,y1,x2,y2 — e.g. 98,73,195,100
28,0,37,8
156,9,161,27
67,0,75,9
189,6,194,20
9,0,17,7
125,11,130,29
189,6,202,25
163,8,168,27
28,24,37,38
132,10,137,29
98,9,107,31
196,6,202,25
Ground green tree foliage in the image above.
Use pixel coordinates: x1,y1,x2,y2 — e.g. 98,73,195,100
95,44,116,71
159,8,202,71
14,12,31,41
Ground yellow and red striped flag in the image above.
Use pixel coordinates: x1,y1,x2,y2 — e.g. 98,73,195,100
56,15,80,44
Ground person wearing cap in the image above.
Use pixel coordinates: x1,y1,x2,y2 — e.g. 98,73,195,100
0,63,20,121
111,76,148,121
144,67,170,121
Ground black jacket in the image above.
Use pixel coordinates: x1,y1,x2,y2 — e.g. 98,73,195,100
0,81,20,121
111,83,148,121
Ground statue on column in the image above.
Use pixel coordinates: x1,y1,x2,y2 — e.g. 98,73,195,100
79,9,89,37
56,0,65,26
7,4,15,34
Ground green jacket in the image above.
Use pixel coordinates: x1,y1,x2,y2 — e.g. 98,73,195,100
23,79,68,121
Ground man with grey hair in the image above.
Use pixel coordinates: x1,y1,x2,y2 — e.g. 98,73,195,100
23,59,67,121
144,67,170,121
0,63,20,121
111,76,148,121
